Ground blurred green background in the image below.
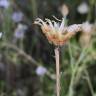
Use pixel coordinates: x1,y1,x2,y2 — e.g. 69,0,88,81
0,0,96,96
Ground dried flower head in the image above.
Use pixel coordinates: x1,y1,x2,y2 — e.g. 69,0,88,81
34,18,82,46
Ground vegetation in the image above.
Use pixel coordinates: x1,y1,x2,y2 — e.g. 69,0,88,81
0,0,96,96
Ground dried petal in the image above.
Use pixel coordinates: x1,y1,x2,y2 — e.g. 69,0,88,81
67,24,82,33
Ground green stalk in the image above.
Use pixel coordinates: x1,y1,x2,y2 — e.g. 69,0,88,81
31,0,38,19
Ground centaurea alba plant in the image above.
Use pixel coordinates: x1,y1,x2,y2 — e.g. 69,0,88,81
34,17,82,96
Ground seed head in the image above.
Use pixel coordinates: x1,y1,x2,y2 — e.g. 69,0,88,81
34,18,82,46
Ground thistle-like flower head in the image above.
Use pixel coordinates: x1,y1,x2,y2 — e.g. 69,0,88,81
34,18,82,46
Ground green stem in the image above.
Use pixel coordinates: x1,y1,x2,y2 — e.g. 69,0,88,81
68,48,87,96
84,70,94,96
31,0,38,19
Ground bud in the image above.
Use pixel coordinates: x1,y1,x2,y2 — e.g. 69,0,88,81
60,4,69,17
79,21,93,47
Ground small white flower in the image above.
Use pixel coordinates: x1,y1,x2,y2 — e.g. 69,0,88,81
67,24,81,33
14,24,28,39
12,11,23,23
82,21,92,33
0,32,3,38
0,0,10,9
77,2,89,14
36,66,47,76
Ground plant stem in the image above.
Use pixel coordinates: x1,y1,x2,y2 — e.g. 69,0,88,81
68,48,87,96
84,70,94,96
31,0,38,19
55,47,60,96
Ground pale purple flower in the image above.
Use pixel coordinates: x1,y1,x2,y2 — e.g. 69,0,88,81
12,11,23,23
14,24,28,39
36,66,47,76
77,2,89,14
0,0,10,9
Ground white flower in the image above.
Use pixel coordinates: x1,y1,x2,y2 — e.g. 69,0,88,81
14,24,28,39
67,24,82,33
77,2,89,14
12,11,23,23
0,32,3,38
82,21,92,33
36,66,47,76
0,0,10,9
